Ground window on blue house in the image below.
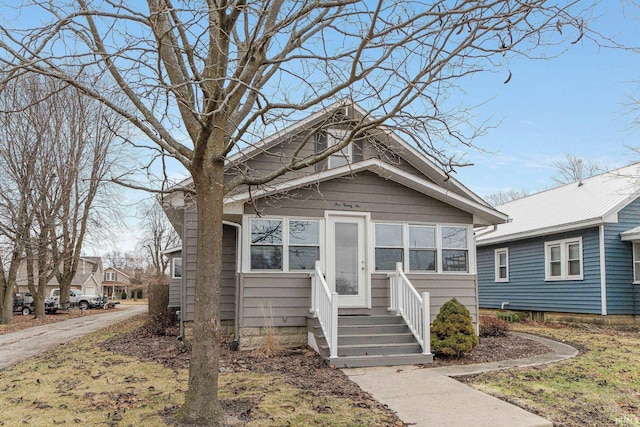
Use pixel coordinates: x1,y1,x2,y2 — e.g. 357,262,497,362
545,238,582,280
495,248,508,282
633,243,640,283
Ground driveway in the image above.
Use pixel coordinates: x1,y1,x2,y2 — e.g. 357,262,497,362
0,304,147,371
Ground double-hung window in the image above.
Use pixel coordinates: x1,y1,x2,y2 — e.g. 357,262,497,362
494,248,508,282
374,223,469,273
288,220,320,271
408,225,437,272
172,258,183,279
327,129,351,169
374,223,404,271
249,218,320,271
545,238,583,280
633,243,640,283
441,226,469,272
104,271,117,281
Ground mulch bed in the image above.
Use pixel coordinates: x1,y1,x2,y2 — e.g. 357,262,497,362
100,318,555,425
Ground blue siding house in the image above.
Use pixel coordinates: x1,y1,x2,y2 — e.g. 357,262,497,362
477,164,640,320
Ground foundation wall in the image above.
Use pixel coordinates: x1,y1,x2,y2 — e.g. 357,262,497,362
480,308,640,331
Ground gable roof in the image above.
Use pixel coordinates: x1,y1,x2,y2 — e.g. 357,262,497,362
477,163,640,245
171,99,492,209
104,266,132,279
227,158,507,226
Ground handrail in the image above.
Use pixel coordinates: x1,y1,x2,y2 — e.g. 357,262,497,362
310,260,338,359
388,262,431,355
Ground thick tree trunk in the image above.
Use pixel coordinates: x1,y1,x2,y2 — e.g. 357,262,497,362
0,288,13,324
176,161,224,425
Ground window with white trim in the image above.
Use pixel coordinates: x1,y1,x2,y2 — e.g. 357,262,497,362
172,258,182,279
633,243,640,283
374,223,469,273
327,129,351,169
545,238,583,280
441,226,469,272
409,225,437,272
375,223,403,271
495,248,508,282
249,218,320,271
104,271,117,281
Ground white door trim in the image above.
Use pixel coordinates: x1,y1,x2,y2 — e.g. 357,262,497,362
325,211,371,308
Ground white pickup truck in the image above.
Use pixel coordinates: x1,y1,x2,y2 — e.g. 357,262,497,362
50,288,105,310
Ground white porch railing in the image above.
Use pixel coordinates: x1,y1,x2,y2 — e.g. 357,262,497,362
388,262,431,355
310,260,338,359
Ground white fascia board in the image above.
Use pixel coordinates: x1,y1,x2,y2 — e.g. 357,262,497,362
380,126,489,206
477,218,606,246
161,247,182,255
225,159,507,225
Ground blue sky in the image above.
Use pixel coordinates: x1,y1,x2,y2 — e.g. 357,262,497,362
454,3,640,197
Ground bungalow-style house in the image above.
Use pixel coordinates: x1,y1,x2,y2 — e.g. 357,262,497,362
477,164,640,328
102,266,133,299
161,101,507,367
16,256,104,296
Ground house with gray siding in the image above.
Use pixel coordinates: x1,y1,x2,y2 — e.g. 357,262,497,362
162,100,507,367
477,164,640,326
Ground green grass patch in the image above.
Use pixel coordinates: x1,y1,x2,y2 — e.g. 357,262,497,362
464,323,640,426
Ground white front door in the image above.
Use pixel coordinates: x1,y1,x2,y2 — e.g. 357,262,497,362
326,213,367,307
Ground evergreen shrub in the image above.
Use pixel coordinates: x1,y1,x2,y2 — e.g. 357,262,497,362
430,298,479,357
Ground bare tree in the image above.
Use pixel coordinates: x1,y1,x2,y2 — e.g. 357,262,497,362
484,188,530,206
551,153,602,185
0,1,594,423
50,84,126,310
138,200,180,277
0,79,41,323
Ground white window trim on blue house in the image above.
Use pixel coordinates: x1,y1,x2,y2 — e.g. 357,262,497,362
632,242,640,284
544,237,583,281
494,248,508,282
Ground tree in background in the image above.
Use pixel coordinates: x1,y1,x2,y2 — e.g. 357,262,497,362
138,200,180,277
551,153,602,185
484,188,530,206
0,1,595,423
0,74,124,317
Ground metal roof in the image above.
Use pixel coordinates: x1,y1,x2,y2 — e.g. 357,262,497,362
477,163,640,245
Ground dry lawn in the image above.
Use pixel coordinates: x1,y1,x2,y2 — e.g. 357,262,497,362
0,316,399,426
462,322,640,426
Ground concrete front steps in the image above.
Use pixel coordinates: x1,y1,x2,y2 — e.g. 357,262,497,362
310,314,433,368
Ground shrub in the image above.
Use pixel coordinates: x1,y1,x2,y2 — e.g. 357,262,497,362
479,315,509,337
430,298,479,357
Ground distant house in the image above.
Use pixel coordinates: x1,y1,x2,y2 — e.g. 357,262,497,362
162,100,506,367
102,267,133,299
16,256,104,296
477,164,640,326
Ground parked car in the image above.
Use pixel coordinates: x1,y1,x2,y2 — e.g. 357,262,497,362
50,288,104,310
13,292,59,315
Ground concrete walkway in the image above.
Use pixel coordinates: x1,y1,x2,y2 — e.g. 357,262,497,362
344,332,578,427
0,304,147,371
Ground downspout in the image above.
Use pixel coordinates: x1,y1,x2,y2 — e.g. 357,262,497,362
222,220,242,349
599,225,607,315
